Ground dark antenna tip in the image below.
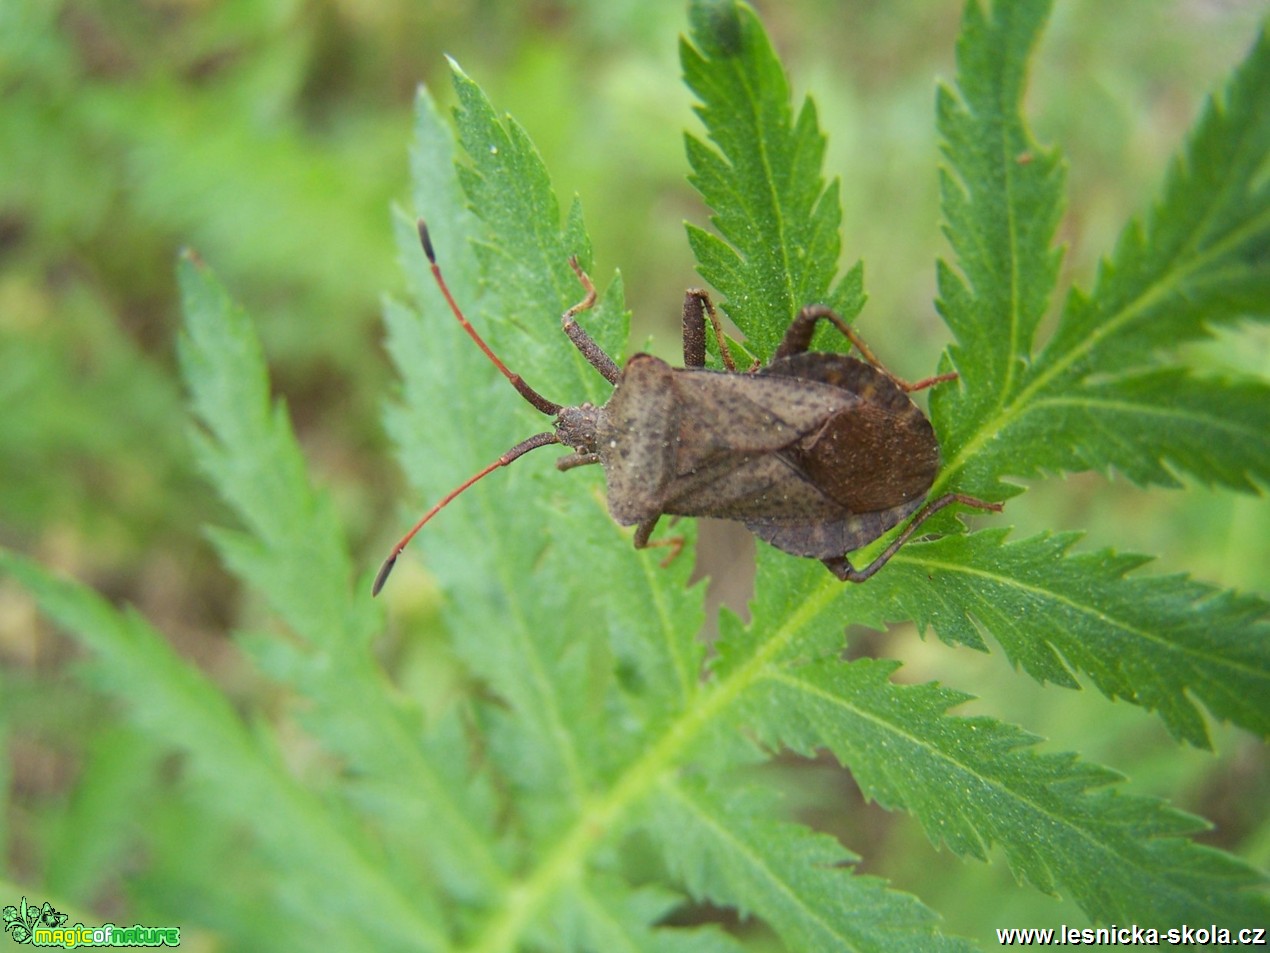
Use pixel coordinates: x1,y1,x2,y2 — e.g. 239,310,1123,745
372,554,398,598
417,219,436,264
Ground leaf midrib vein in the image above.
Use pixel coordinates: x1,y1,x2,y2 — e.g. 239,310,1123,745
461,564,842,953
1035,391,1268,444
734,60,798,328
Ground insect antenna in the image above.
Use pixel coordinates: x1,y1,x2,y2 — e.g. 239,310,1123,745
372,431,561,596
374,225,571,596
417,219,562,416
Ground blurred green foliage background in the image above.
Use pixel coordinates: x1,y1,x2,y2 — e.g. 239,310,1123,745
2,0,1266,946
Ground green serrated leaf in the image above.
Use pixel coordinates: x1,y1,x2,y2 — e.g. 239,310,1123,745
1041,28,1270,377
390,76,640,846
843,530,1270,747
735,656,1268,928
912,0,1270,744
9,4,1266,952
681,0,864,358
448,60,623,401
649,777,974,953
995,369,1270,491
929,0,1064,477
697,520,1268,930
384,76,711,953
176,251,360,642
685,0,1270,935
934,20,1270,500
178,250,507,904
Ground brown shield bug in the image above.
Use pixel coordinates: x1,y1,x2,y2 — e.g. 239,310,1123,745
372,220,1001,596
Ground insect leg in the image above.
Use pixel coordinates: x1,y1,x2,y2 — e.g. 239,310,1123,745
682,289,738,371
776,305,958,393
633,514,685,567
561,257,622,385
821,492,1002,582
556,451,601,471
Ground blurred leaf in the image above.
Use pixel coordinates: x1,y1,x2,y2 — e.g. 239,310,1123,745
0,550,445,952
177,252,505,905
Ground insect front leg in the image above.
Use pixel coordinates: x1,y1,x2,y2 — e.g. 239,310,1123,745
775,306,957,393
560,257,622,385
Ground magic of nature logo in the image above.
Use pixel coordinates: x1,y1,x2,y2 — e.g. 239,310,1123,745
3,898,179,947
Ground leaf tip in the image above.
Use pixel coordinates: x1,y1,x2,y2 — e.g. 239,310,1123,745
689,0,745,58
445,54,474,86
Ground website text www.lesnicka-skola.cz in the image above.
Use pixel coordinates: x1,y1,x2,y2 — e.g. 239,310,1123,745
994,924,1266,946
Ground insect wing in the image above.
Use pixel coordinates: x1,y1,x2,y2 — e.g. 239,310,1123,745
659,370,857,521
599,359,855,524
670,370,853,462
761,353,939,511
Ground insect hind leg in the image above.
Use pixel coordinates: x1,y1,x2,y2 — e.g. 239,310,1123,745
822,492,1003,582
775,305,957,393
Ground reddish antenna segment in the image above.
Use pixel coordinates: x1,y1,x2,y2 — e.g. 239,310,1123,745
417,220,562,416
373,431,559,596
373,222,566,596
